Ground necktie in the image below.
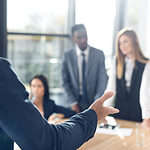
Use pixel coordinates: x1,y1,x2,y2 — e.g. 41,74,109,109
81,52,87,101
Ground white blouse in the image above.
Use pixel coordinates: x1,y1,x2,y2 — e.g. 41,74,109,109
125,57,134,87
140,62,150,119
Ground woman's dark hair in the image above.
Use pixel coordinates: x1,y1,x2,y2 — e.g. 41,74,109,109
29,74,50,99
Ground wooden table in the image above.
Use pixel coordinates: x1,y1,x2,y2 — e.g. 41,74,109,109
14,119,150,150
78,119,150,150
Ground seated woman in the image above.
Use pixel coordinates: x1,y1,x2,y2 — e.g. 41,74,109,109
29,74,76,122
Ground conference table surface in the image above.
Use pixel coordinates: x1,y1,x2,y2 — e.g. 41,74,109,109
78,119,150,150
14,119,150,150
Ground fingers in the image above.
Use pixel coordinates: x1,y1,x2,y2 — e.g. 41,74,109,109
107,107,119,115
99,91,114,104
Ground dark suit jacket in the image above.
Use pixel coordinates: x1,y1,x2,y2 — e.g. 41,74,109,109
0,129,13,150
0,58,97,150
62,46,108,109
43,98,76,120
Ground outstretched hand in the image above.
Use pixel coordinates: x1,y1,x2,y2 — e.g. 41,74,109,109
89,91,119,123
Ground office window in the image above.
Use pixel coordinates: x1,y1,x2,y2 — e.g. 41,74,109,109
7,0,69,34
7,35,70,91
7,0,73,96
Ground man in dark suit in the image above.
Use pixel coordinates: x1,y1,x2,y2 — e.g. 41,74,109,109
0,58,119,150
62,24,108,112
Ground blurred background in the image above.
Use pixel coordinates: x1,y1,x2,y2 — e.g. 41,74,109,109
0,0,150,105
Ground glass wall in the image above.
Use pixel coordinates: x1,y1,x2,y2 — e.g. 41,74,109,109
7,0,69,34
7,35,70,92
7,0,72,97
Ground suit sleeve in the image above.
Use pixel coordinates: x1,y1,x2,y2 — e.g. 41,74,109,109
94,51,108,100
55,109,97,150
53,102,76,118
0,59,97,150
61,53,78,104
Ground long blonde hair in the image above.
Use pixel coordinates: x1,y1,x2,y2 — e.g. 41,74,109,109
116,28,148,79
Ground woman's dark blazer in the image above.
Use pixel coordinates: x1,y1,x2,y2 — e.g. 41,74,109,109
43,98,76,120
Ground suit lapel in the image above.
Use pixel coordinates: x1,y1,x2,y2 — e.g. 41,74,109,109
71,47,95,84
71,50,79,84
86,47,95,77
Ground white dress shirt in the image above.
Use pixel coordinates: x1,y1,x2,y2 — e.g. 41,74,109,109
140,61,150,119
76,45,89,95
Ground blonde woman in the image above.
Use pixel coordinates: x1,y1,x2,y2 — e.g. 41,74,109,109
106,28,149,122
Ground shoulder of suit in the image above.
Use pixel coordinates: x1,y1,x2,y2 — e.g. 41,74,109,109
64,49,75,57
0,57,11,66
90,46,104,55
